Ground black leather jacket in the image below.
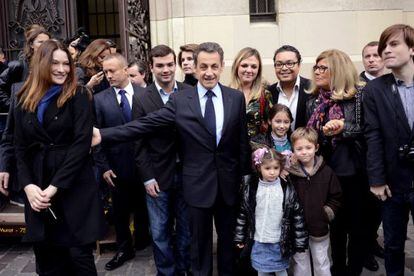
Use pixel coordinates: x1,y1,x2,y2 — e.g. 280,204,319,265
0,59,29,112
234,174,308,258
305,87,366,175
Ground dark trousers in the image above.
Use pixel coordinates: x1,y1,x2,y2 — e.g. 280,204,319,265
189,193,237,276
330,174,369,276
112,179,150,251
366,191,383,253
382,189,414,276
33,242,97,276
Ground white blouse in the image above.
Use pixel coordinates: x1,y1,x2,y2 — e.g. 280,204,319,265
254,178,284,243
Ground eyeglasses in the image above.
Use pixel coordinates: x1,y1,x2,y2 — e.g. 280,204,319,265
274,61,298,69
313,65,329,74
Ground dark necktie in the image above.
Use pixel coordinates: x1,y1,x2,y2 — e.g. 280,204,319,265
119,89,131,122
204,90,216,142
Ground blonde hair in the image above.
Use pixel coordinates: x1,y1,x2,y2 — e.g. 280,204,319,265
309,49,362,100
290,127,318,147
18,40,79,112
229,47,264,100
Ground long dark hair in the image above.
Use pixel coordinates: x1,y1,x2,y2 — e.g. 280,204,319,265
18,39,79,112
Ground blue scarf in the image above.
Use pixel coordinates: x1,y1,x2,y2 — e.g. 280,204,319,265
37,85,62,124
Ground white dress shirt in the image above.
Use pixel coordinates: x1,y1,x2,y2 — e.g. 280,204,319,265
197,82,224,145
113,81,134,107
277,76,301,129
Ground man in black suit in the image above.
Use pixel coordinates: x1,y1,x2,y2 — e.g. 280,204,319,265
268,45,310,129
93,42,251,275
134,45,192,276
359,41,386,273
364,24,414,276
94,53,150,271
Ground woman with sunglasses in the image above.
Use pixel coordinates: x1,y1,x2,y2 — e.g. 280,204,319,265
306,49,368,276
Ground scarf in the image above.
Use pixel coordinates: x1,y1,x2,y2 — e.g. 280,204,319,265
37,85,62,124
307,89,344,146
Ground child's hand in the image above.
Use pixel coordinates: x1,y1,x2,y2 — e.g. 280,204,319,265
290,153,298,165
280,169,289,181
236,243,245,249
323,119,344,136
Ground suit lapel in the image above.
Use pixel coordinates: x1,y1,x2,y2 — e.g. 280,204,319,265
383,75,411,134
147,84,164,108
220,85,233,141
187,87,211,134
107,87,127,123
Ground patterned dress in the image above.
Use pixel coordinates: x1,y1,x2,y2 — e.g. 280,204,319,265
246,89,273,139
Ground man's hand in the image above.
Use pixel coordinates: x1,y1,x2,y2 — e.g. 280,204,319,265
145,180,160,198
236,243,245,249
323,119,344,136
370,184,392,201
103,170,117,187
24,184,50,212
92,127,102,146
0,172,9,196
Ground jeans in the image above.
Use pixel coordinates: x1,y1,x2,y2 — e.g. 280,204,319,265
382,189,414,276
146,170,190,276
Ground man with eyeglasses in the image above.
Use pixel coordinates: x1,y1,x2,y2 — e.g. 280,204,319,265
268,45,310,130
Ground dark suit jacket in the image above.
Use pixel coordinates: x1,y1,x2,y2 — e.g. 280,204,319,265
14,87,105,244
268,76,311,129
101,84,251,208
94,84,144,182
364,73,414,193
133,82,191,190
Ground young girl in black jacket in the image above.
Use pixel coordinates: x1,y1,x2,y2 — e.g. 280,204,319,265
234,146,308,276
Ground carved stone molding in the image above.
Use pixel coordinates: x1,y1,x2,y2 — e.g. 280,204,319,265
7,0,65,54
127,0,151,65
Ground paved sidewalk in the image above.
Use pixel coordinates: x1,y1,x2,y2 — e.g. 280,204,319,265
0,219,413,275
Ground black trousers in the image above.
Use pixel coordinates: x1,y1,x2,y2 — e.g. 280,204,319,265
365,191,382,253
189,192,237,276
330,173,369,276
33,242,96,276
111,179,150,250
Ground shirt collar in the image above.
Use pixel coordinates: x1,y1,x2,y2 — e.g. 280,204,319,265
154,80,178,95
114,81,133,95
364,71,376,81
276,76,301,94
197,82,222,99
392,74,414,88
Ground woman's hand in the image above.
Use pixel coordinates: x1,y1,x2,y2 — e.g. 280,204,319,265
0,172,9,196
280,169,289,181
24,184,50,212
92,127,102,146
43,185,58,200
323,119,344,136
86,71,104,88
236,243,245,249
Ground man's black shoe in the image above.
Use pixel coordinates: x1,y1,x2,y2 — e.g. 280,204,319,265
372,242,384,259
105,250,135,271
363,255,379,272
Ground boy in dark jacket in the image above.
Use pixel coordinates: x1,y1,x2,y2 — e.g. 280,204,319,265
288,127,342,275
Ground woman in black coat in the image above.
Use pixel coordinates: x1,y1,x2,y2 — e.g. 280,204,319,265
14,39,105,275
306,49,368,276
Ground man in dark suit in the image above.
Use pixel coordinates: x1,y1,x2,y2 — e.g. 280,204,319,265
268,45,310,129
94,53,150,271
364,24,414,276
93,42,251,276
134,45,192,276
359,41,386,272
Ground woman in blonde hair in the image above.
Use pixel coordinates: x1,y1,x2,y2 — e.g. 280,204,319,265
306,49,368,276
230,47,273,138
76,38,111,93
14,39,105,275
